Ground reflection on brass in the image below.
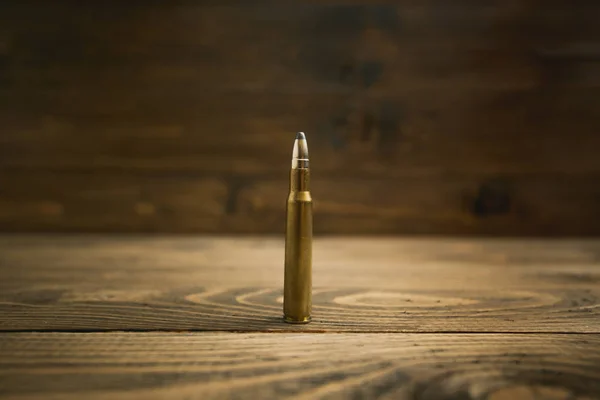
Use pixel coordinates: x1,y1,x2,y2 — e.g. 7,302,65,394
283,132,312,324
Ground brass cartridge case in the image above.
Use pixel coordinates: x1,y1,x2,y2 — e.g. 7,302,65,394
283,132,312,323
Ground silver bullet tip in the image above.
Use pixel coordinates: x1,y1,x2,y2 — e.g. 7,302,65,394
292,132,309,168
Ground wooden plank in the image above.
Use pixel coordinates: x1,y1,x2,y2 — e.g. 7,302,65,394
241,175,600,235
0,332,599,399
2,171,600,235
2,89,600,177
1,1,600,234
1,2,597,89
0,172,229,233
0,2,599,177
1,236,599,332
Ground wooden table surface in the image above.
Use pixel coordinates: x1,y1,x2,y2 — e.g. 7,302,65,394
1,236,599,399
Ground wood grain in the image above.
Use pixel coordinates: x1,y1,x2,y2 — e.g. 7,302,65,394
1,236,599,332
2,171,600,235
2,285,598,333
1,1,600,234
1,332,599,399
1,235,599,398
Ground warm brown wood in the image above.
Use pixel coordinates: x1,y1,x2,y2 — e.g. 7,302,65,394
0,332,599,399
1,236,599,332
2,171,600,235
1,235,599,398
2,91,600,177
1,1,600,234
3,285,599,333
0,172,229,233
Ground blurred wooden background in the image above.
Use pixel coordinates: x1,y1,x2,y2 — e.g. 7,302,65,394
0,1,599,235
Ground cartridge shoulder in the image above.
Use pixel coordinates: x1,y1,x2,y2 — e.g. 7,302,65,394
287,191,312,202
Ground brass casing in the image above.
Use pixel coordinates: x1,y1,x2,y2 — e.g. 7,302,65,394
283,167,312,323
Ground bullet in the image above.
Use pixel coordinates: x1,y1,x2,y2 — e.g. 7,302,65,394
283,131,312,324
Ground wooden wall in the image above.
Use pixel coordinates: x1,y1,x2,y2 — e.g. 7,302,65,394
1,1,599,235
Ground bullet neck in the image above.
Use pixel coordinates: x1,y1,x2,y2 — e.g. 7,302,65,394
290,168,310,192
